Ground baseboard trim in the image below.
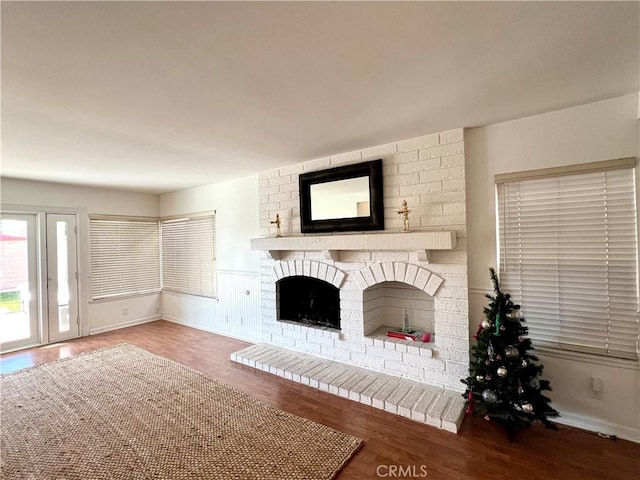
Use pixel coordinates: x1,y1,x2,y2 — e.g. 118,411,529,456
554,410,640,443
89,315,161,336
162,316,260,344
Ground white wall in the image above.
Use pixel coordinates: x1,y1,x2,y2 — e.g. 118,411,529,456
465,93,640,441
159,175,262,341
0,178,162,337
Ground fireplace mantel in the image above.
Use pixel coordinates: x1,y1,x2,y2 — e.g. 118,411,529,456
250,231,457,262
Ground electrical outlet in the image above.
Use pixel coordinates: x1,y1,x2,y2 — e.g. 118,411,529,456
122,307,129,316
588,376,604,400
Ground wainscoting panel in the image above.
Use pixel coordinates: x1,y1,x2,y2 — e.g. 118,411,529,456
161,270,261,342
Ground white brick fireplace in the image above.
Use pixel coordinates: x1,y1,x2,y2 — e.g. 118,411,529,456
251,128,469,394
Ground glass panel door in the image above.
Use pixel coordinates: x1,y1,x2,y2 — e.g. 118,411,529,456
46,214,79,342
0,214,39,351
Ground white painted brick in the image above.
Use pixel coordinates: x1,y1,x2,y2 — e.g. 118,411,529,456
330,150,363,166
419,166,464,183
268,174,292,186
307,334,336,347
372,380,401,410
404,264,418,285
370,263,385,284
398,158,441,175
348,376,378,402
426,395,450,428
439,128,463,145
361,267,375,286
295,340,321,354
414,268,431,291
302,157,331,172
325,265,337,284
434,298,468,314
419,142,464,159
437,349,468,363
328,370,358,395
384,359,422,378
421,191,465,204
397,133,440,152
446,361,469,377
273,263,284,280
383,172,420,186
441,153,465,168
393,262,407,282
261,184,280,195
435,335,469,351
302,260,311,277
403,353,444,371
406,343,422,356
442,178,466,192
277,336,296,348
310,261,319,279
442,396,465,433
259,168,280,180
376,346,403,362
287,329,307,341
382,162,399,176
318,262,328,281
389,150,419,164
327,346,350,362
384,382,413,414
333,269,346,287
396,386,425,418
435,323,468,338
279,163,304,176
399,182,444,197
359,378,389,406
419,346,434,358
280,261,290,277
362,142,397,159
380,262,394,282
344,341,366,354
442,202,466,215
425,275,445,296
279,198,300,210
393,339,412,353
351,352,385,371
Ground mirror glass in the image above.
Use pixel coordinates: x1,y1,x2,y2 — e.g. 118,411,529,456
299,158,384,233
310,176,370,220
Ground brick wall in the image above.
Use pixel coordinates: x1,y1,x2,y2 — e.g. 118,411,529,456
256,128,468,392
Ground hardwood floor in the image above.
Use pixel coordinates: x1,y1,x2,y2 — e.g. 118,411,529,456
2,320,638,480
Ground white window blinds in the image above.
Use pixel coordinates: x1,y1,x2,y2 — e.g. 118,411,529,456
496,159,639,360
161,215,216,297
90,218,161,299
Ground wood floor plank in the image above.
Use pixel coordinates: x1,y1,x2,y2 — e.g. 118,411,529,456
1,320,638,480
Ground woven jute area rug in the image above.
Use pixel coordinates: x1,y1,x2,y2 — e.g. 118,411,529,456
1,344,362,479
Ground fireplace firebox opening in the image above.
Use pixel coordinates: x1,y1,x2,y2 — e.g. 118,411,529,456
277,276,340,329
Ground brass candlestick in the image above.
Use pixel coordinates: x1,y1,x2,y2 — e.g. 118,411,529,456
270,213,282,238
397,200,411,232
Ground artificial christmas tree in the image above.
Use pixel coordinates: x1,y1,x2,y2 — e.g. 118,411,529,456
462,268,559,440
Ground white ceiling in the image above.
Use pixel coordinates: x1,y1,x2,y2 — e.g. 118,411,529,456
2,2,638,194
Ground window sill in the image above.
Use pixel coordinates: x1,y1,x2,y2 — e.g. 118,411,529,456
534,346,640,371
90,291,161,304
160,290,219,301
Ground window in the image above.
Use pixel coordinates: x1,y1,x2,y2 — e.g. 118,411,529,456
90,217,160,299
496,158,639,360
161,214,216,297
